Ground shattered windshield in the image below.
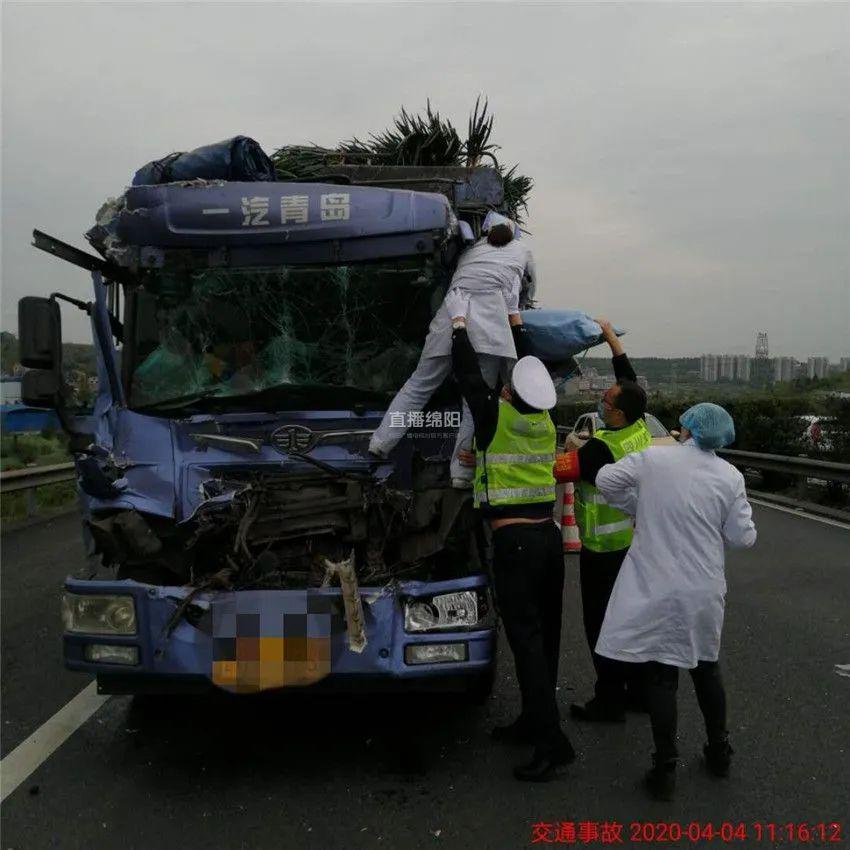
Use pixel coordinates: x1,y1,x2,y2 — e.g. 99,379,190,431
127,260,444,408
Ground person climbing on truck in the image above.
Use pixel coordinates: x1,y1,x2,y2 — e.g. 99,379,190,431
369,212,536,488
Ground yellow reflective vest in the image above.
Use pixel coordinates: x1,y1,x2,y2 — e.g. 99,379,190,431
575,419,652,552
473,399,557,509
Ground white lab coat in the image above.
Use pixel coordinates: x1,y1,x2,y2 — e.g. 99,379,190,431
593,440,757,669
420,238,536,359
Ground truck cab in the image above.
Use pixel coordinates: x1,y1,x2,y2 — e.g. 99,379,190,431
19,171,513,698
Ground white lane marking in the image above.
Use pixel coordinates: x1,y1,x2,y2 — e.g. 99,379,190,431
0,681,108,803
835,664,850,679
749,498,850,531
201,208,230,215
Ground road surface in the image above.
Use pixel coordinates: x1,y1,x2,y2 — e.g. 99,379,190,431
1,505,848,849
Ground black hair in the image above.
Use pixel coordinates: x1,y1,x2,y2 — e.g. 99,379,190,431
615,379,647,424
487,223,514,247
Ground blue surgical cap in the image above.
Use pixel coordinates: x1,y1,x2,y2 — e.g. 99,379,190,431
679,403,736,450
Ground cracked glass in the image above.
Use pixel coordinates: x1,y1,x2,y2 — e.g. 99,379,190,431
128,260,444,407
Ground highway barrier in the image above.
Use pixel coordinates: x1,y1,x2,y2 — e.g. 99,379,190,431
0,462,76,520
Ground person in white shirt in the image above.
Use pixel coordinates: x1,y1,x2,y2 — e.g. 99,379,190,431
592,403,757,801
369,213,536,486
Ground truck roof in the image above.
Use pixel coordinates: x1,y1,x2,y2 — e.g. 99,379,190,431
86,180,469,271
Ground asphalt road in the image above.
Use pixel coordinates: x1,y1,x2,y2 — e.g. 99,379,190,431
1,506,848,849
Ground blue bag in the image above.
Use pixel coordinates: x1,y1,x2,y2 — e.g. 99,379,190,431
520,309,622,362
132,136,275,186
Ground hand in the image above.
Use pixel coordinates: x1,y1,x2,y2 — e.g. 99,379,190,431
594,318,616,341
444,288,471,321
594,317,624,356
457,448,476,468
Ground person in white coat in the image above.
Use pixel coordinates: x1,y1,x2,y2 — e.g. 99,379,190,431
369,213,535,486
592,402,757,800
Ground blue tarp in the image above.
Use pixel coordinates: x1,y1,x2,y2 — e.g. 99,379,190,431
520,309,623,362
132,136,275,186
1,405,61,433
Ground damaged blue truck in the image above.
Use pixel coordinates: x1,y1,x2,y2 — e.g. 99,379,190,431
19,163,530,699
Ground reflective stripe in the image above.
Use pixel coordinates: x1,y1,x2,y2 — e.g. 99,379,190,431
479,485,556,502
590,519,634,536
486,452,556,464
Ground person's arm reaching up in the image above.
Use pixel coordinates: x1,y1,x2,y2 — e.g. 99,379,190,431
596,318,637,383
446,288,501,450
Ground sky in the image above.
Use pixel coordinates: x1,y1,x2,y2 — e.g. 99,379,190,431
2,1,848,359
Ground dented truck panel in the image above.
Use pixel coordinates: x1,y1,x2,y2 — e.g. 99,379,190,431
57,176,501,695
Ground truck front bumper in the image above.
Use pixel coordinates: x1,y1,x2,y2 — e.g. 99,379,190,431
63,575,496,695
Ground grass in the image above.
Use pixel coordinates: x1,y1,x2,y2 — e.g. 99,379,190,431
0,432,76,522
0,432,71,472
1,480,78,522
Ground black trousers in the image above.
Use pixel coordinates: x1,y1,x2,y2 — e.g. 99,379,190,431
645,660,729,762
492,521,569,752
579,547,643,708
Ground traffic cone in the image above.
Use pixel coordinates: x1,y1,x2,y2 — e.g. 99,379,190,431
561,482,582,553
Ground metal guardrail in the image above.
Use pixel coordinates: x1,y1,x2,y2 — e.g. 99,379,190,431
717,449,850,485
0,462,76,519
554,427,850,485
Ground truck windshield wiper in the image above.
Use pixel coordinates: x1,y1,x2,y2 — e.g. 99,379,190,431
134,388,224,412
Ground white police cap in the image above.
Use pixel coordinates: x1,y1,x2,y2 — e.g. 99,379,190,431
511,356,557,411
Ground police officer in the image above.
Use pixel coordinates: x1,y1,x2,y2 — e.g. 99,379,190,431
447,288,575,783
554,319,652,722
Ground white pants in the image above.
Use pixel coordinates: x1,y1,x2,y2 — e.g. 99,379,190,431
370,353,505,480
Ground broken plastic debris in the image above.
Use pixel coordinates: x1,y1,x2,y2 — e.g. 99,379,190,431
323,550,367,653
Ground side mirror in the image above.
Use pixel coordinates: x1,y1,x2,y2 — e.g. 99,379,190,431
577,431,591,441
21,369,61,408
670,429,680,439
19,297,62,370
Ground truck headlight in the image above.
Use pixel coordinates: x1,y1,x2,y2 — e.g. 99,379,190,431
61,594,137,635
404,591,479,633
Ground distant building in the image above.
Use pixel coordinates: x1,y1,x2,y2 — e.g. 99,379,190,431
774,356,796,383
733,355,751,382
700,354,718,382
840,357,850,373
807,357,830,379
701,353,751,383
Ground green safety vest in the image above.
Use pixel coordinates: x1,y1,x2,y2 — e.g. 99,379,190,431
473,399,557,510
575,418,652,552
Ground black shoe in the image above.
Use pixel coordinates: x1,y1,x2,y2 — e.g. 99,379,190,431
513,740,576,783
644,757,677,801
569,698,626,723
703,740,734,777
491,718,535,746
